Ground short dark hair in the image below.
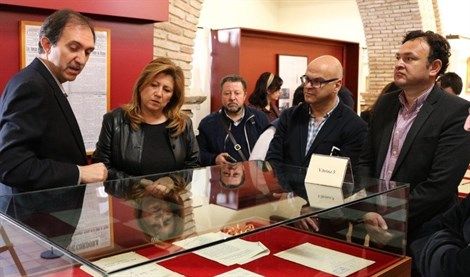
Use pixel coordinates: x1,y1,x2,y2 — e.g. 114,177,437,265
292,84,305,106
402,30,451,76
38,9,95,54
438,72,463,95
220,74,247,91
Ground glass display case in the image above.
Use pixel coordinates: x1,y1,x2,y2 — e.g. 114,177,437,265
0,161,409,276
0,214,103,276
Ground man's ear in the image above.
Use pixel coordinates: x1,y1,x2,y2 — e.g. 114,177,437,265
40,36,52,54
429,59,442,77
334,79,343,92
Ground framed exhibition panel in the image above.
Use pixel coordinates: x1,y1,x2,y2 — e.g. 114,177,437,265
277,54,307,111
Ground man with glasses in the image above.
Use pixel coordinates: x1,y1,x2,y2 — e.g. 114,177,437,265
197,74,269,166
266,55,367,171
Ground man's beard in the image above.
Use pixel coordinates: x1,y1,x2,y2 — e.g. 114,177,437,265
225,105,242,114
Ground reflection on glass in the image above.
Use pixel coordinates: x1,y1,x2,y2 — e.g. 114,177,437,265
292,179,408,255
106,174,195,245
3,186,86,250
209,161,285,210
0,160,410,274
219,163,245,188
132,176,193,243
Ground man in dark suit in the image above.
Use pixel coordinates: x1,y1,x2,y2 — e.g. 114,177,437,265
267,55,367,171
357,30,470,245
0,9,107,195
408,115,470,276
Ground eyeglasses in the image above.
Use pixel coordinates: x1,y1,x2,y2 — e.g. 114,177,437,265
300,75,338,88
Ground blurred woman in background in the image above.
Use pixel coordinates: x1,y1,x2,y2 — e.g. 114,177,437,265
248,72,283,122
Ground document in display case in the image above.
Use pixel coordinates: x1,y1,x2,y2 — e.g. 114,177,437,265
0,161,410,276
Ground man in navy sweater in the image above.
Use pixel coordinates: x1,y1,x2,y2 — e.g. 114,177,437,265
197,74,269,166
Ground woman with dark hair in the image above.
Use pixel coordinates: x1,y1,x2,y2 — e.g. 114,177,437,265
93,57,199,180
248,72,283,122
292,84,305,106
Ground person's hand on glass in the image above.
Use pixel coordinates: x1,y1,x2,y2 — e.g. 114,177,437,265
143,176,175,197
292,206,320,232
363,212,393,246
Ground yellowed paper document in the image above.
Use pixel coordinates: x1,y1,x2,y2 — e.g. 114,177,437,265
174,232,269,266
80,251,182,276
274,243,374,277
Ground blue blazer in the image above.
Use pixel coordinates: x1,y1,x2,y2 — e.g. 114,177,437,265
0,58,87,193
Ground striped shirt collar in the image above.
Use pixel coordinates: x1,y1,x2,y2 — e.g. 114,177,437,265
398,85,433,112
309,96,340,120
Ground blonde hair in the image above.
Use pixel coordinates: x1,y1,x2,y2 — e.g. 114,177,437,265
266,73,274,91
122,57,187,136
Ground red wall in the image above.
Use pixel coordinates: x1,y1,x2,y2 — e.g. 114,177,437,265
0,4,157,109
240,33,346,93
0,0,168,22
211,28,360,112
